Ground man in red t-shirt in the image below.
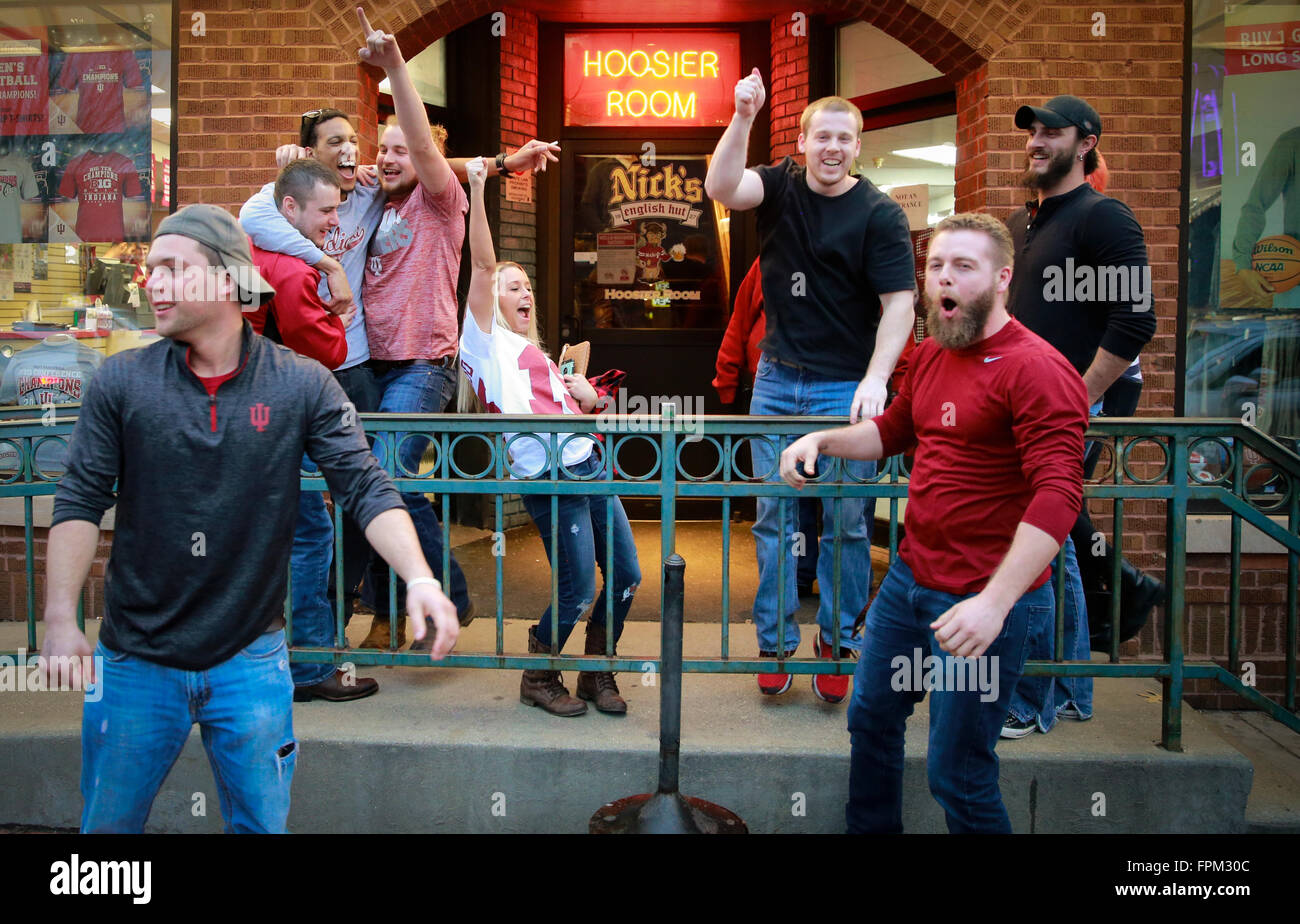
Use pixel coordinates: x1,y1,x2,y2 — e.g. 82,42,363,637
58,149,144,242
780,213,1088,833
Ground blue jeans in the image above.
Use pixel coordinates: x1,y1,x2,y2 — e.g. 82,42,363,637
1006,534,1093,732
845,558,1052,833
364,359,471,616
292,455,336,687
520,452,642,650
81,633,296,834
748,354,876,654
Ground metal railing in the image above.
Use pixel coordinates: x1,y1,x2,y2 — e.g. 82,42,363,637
2,410,1297,751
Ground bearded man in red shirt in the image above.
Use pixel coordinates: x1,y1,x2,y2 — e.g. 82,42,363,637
780,212,1089,833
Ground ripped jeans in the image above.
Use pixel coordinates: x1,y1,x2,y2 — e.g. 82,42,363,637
521,452,642,650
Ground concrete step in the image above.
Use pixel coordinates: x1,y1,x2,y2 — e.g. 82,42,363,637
0,619,1262,833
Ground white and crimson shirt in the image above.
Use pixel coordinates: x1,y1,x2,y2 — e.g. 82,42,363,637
459,316,595,479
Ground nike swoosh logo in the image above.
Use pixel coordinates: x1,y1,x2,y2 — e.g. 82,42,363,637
983,356,1002,363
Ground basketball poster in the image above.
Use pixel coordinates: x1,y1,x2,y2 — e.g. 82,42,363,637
1219,2,1300,310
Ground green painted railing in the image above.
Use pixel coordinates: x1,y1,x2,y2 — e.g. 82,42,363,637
2,409,1296,751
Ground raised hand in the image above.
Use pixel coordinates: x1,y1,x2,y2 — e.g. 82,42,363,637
466,155,488,193
505,139,561,174
734,67,766,120
356,6,403,71
276,144,311,167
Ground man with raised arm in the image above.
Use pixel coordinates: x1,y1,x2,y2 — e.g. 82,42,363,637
704,68,916,703
41,203,459,833
780,213,1088,833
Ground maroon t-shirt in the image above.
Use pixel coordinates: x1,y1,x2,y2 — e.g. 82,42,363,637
873,317,1089,595
58,151,142,242
55,50,143,134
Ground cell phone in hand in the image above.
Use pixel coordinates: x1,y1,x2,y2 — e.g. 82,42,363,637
561,359,575,376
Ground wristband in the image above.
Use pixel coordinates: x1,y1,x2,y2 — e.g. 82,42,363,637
406,576,441,590
495,152,511,176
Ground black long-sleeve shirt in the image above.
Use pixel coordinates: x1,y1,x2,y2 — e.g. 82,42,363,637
52,322,404,670
1006,183,1156,376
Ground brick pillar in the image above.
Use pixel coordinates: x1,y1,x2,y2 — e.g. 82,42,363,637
498,6,539,280
768,14,811,161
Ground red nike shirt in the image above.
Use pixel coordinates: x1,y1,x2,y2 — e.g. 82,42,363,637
58,151,143,242
55,49,143,134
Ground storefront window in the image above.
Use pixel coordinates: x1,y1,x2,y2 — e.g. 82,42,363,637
0,1,173,412
571,153,730,330
1186,0,1300,463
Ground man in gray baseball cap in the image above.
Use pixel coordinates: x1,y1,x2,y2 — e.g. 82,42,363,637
153,203,276,309
42,199,460,833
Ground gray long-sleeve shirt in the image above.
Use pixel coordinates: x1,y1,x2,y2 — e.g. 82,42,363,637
240,179,385,369
52,322,405,670
1232,126,1300,270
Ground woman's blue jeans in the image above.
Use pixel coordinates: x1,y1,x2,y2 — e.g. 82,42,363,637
520,452,642,650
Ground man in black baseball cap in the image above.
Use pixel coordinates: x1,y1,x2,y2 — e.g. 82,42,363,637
1015,95,1102,142
1001,94,1162,742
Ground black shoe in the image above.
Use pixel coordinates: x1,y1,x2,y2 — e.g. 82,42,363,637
293,668,379,702
1000,715,1037,739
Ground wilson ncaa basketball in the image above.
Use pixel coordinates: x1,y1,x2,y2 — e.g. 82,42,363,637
1250,234,1300,294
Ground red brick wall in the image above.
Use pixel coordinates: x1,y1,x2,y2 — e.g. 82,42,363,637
768,14,809,161
498,6,539,279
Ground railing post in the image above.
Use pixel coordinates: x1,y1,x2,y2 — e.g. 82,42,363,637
1162,435,1188,752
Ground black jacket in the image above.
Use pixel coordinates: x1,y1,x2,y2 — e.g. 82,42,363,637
1006,183,1156,377
52,322,404,670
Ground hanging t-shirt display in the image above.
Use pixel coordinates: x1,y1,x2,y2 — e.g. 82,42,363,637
53,48,144,135
0,151,39,242
0,29,48,134
0,334,104,473
58,149,143,242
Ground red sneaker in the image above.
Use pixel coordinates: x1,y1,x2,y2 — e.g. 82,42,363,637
757,651,793,695
812,635,855,704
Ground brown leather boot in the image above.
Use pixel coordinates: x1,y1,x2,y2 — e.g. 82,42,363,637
358,614,406,650
576,620,627,714
520,627,587,717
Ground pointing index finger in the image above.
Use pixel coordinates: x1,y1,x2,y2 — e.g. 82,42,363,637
356,6,374,36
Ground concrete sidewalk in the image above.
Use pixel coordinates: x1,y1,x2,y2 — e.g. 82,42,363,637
1,616,1289,833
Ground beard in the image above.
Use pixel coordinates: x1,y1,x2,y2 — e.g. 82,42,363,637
1020,145,1075,191
925,285,996,350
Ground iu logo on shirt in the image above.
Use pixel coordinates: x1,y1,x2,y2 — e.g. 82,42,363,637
250,403,270,432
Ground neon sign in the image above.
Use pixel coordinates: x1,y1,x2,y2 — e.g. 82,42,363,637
564,31,740,127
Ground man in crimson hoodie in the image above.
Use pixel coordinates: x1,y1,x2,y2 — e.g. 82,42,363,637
780,213,1088,833
250,158,380,702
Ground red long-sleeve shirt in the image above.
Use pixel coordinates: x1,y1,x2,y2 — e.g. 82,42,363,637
250,244,347,370
872,317,1088,595
712,257,766,405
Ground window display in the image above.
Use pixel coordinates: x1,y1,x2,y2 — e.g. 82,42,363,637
0,3,173,400
1186,0,1300,458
